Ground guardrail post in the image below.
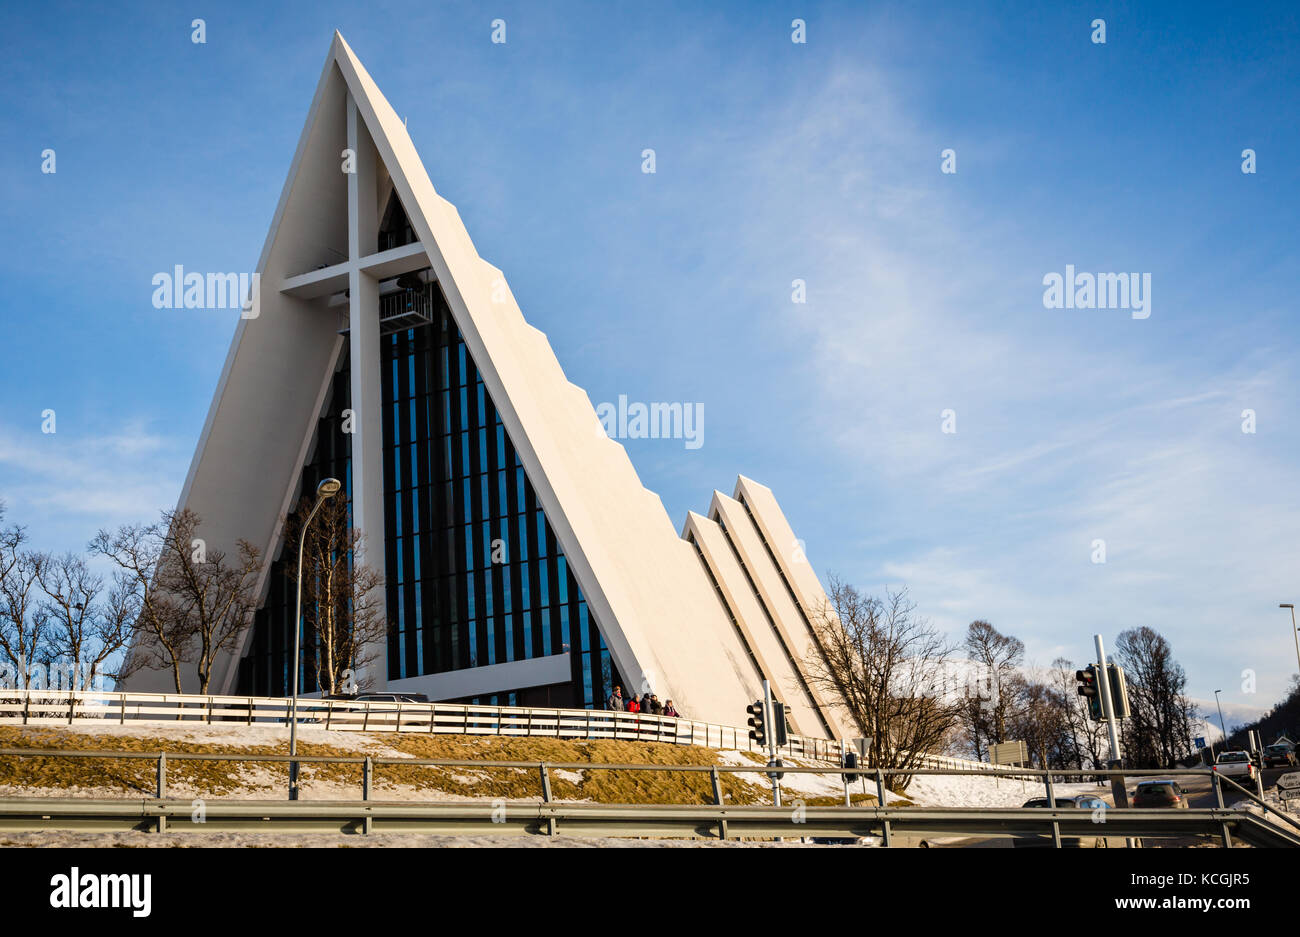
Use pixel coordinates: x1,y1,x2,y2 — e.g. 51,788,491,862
22,691,30,725
876,769,892,847
1045,772,1061,848
711,766,728,840
156,752,168,833
1212,771,1232,848
246,697,253,725
206,695,214,725
362,757,373,834
120,694,127,725
539,764,556,836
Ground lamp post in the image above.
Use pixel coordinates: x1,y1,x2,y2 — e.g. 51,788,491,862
289,477,342,801
1281,604,1300,683
1214,689,1228,756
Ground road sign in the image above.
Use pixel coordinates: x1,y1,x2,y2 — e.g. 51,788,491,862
1279,787,1300,802
1194,737,1206,750
990,740,1029,766
1276,772,1300,791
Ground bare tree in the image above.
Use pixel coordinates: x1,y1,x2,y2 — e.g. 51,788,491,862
959,620,1026,761
36,553,135,691
0,506,50,688
1050,656,1109,770
1009,674,1073,769
1115,626,1195,768
804,578,960,789
282,495,386,695
93,508,261,693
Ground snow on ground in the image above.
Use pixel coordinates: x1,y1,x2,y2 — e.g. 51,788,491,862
7,722,414,756
906,773,1104,808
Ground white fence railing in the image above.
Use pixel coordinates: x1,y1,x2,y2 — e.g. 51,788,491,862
0,689,849,762
0,689,1018,773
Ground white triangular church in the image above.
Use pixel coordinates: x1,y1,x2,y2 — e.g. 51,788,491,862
124,32,852,739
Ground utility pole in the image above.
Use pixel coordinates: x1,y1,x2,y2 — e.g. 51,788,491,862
1214,689,1228,748
1281,604,1299,685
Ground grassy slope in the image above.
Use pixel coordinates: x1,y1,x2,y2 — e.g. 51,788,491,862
0,727,882,806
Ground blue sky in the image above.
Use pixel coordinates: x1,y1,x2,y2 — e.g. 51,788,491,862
1,0,1297,725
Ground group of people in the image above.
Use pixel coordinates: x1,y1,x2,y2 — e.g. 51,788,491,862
605,685,679,718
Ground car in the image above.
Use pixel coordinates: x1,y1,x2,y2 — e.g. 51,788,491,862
802,835,884,847
324,693,430,703
307,693,433,726
1013,794,1115,848
1131,779,1190,809
1263,744,1296,769
1213,751,1257,783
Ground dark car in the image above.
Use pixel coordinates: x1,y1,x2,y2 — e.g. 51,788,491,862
1131,779,1189,809
1013,794,1114,848
1263,744,1296,769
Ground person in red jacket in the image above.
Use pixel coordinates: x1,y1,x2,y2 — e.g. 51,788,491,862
625,695,640,713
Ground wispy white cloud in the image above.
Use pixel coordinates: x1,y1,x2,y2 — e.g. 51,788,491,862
687,61,1300,708
0,420,186,552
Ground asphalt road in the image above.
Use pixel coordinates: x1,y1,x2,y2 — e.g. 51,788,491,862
901,767,1300,847
1177,765,1296,808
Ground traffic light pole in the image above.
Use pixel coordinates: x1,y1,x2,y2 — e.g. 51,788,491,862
1095,635,1123,764
764,679,781,808
1096,634,1134,847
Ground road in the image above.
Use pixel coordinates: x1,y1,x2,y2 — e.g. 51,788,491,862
1178,765,1294,809
900,767,1300,847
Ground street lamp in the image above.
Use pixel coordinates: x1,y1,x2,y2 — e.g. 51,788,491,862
1281,604,1300,683
289,477,342,801
1214,689,1228,756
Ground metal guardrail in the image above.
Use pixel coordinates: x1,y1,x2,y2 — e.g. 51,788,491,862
3,797,1291,845
1,747,1296,846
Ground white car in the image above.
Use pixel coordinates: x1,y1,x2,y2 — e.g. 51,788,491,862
1213,751,1257,782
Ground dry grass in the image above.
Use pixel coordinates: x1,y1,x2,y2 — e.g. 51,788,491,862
0,728,782,804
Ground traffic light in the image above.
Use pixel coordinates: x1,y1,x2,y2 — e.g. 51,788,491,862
841,749,859,785
1076,665,1103,721
771,700,789,747
746,701,766,746
1107,663,1131,720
